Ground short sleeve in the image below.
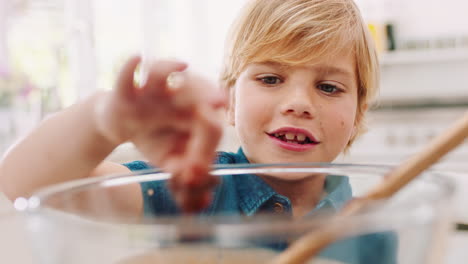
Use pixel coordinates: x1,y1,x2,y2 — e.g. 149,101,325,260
359,231,398,264
122,160,179,215
122,160,152,171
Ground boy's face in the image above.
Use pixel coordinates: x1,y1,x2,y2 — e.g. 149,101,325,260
229,49,359,165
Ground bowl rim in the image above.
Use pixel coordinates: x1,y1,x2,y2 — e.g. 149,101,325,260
26,162,454,203
18,163,455,242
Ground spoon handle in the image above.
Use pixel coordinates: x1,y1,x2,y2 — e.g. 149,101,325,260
273,110,468,264
366,110,468,200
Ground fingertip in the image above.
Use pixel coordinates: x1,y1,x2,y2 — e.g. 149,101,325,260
125,55,143,75
129,55,143,65
142,59,189,94
116,56,142,98
177,191,212,213
161,59,189,73
176,162,210,187
199,191,213,209
162,57,188,71
210,90,228,109
176,61,189,72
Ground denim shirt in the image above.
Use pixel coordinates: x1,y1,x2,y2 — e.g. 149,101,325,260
124,148,397,264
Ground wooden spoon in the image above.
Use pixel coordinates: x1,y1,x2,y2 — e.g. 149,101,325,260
272,111,468,264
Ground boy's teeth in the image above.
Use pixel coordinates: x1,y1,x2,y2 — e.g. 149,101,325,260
297,133,306,141
285,133,295,140
272,131,311,143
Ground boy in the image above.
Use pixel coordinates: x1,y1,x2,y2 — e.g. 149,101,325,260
0,0,395,263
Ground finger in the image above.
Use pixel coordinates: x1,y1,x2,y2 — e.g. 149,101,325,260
170,169,218,213
167,103,222,213
134,129,191,167
192,107,224,166
115,56,142,100
170,71,219,110
207,88,228,110
142,60,188,98
173,188,213,213
180,106,223,187
166,106,222,213
169,164,219,192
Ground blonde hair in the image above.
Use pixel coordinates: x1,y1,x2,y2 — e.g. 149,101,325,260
220,0,379,149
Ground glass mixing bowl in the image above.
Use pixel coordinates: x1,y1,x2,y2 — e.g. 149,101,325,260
16,163,454,264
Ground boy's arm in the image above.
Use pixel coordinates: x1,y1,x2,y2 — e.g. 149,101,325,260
0,92,125,200
0,57,225,213
0,93,143,216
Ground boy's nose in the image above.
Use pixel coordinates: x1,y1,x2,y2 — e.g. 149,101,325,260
280,93,316,119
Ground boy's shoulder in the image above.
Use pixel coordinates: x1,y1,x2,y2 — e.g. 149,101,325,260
123,149,247,172
122,160,152,171
215,149,247,165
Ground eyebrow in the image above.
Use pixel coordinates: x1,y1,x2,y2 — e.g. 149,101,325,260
254,62,354,78
313,66,355,80
252,61,289,71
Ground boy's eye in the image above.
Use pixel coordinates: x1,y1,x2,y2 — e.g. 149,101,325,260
318,83,341,94
258,76,282,85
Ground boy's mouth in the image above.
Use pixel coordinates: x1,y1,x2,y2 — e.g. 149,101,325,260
268,132,315,145
266,127,320,146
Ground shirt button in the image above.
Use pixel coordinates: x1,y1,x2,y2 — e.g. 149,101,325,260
273,202,284,213
147,189,155,197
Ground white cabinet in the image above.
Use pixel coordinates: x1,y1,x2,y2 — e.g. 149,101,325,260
340,108,468,172
379,49,468,104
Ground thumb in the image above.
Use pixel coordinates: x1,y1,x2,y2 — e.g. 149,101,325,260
115,56,141,100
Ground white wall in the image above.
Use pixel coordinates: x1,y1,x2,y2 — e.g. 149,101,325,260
0,0,10,72
91,0,247,85
357,0,468,40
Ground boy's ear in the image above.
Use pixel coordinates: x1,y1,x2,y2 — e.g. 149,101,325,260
351,125,358,138
226,87,236,126
355,102,368,125
351,102,368,139
361,102,369,113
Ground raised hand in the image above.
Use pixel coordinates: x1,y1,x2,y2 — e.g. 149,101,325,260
95,56,226,212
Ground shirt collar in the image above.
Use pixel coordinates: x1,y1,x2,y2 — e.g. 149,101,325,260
233,148,353,215
312,175,353,213
233,148,278,216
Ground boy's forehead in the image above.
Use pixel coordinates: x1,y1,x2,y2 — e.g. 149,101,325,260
249,45,355,66
248,58,356,78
